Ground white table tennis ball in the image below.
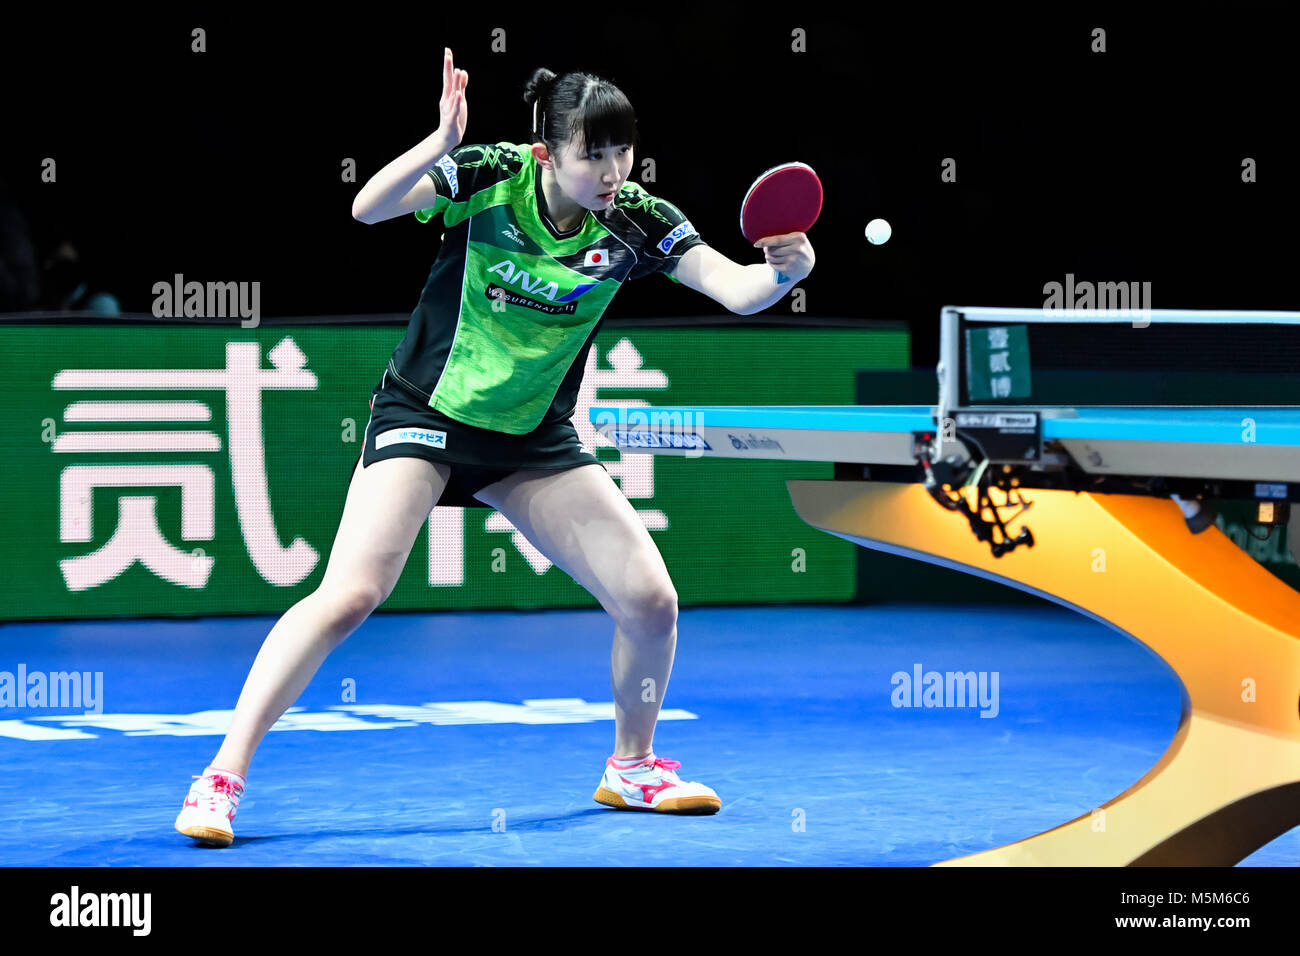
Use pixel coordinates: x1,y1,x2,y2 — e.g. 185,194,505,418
865,218,892,245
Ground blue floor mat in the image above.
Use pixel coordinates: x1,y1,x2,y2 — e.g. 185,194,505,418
1,603,1295,866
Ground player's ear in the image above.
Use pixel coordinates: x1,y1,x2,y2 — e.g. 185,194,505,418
530,142,553,168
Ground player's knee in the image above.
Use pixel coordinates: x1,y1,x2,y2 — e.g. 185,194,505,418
618,581,678,641
319,583,387,632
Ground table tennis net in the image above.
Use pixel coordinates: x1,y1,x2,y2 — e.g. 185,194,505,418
946,308,1300,406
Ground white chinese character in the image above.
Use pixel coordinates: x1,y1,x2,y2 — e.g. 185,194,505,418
988,327,1009,349
989,350,1011,373
577,338,667,495
52,337,320,591
992,375,1013,398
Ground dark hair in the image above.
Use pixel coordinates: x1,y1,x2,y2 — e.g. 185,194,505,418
523,67,638,161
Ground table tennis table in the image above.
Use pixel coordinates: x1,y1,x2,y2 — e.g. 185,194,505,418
590,306,1300,867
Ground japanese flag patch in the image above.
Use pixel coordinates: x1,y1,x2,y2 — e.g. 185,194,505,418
583,248,609,268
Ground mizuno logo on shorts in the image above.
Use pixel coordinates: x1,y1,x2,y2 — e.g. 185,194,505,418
376,427,448,450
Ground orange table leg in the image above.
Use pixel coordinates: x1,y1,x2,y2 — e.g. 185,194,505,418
788,479,1300,866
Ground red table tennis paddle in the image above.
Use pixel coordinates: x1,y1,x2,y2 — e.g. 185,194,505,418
740,162,823,244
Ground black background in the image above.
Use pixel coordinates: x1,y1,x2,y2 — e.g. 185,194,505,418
3,2,1297,363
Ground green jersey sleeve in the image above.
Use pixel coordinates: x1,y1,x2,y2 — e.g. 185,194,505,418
616,182,706,284
415,143,526,226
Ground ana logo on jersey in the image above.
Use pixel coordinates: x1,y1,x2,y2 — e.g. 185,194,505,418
486,260,598,304
657,221,697,254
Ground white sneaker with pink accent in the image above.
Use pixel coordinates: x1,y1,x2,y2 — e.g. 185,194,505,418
174,768,245,847
594,753,721,814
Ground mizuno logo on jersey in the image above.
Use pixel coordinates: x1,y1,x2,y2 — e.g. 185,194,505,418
436,154,460,198
657,221,697,254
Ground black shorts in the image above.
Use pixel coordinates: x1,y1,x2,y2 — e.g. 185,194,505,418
359,368,604,508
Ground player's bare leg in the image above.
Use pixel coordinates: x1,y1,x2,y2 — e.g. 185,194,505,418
210,456,449,778
476,464,719,812
478,464,676,753
176,455,450,846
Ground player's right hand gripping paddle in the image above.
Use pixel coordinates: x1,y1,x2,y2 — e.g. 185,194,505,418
740,162,822,282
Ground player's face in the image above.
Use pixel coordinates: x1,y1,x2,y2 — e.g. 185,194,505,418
554,137,633,208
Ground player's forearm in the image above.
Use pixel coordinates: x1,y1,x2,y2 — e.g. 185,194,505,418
351,130,456,222
728,264,802,315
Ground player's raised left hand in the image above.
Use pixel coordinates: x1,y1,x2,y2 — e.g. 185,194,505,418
754,232,815,283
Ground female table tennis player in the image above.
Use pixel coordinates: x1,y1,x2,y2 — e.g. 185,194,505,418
175,48,815,846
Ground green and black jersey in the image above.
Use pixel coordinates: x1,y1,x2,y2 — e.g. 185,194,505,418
385,141,707,435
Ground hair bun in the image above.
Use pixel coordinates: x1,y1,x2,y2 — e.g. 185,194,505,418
523,67,558,106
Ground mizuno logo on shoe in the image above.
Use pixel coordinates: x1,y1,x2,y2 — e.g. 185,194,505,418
620,775,676,802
